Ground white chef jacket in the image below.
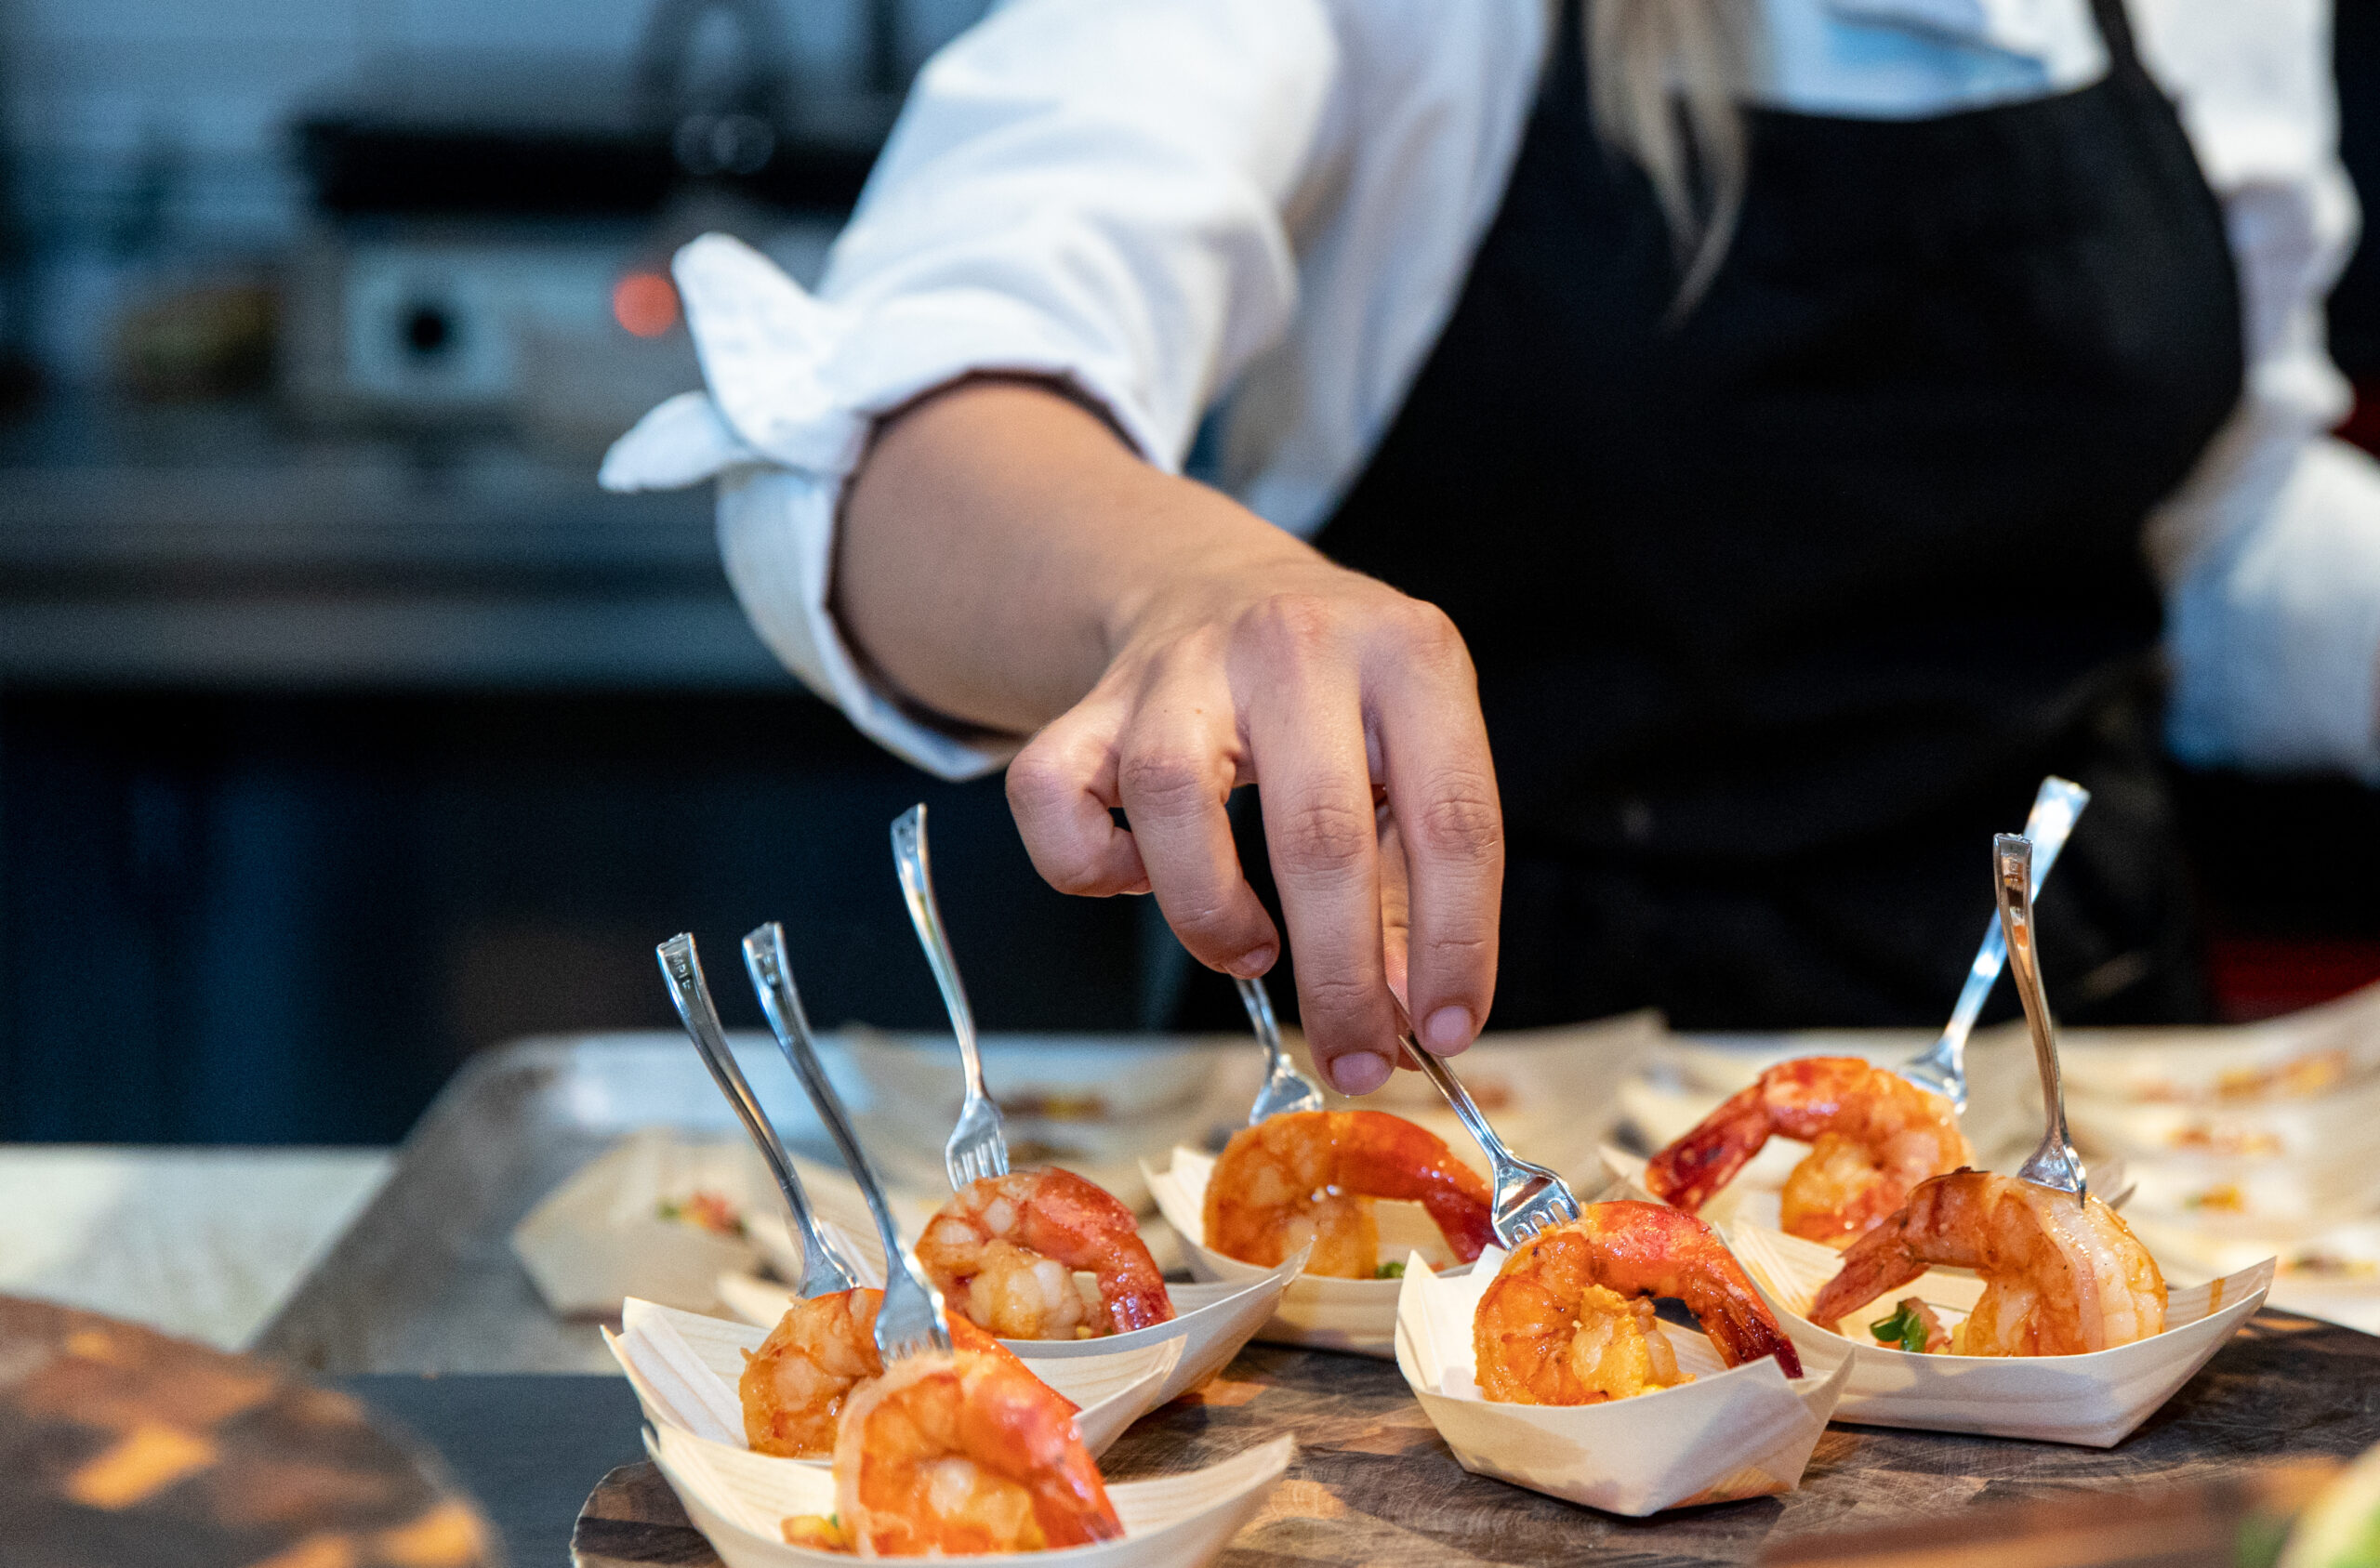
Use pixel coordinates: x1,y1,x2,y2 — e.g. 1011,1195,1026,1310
602,0,2380,785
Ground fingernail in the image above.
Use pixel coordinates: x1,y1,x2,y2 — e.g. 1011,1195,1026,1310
1330,1051,1392,1095
1227,945,1276,979
1422,1005,1474,1056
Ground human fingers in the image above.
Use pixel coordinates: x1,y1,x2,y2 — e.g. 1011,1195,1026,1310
1236,600,1399,1095
1113,659,1279,976
1376,802,1412,1007
1367,601,1501,1058
1006,693,1150,897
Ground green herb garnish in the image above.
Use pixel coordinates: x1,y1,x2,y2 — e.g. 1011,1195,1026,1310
2232,1510,2292,1568
1869,1301,1930,1354
1376,1260,1407,1280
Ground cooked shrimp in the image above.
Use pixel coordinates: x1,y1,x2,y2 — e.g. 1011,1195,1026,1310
739,1288,1051,1458
1474,1201,1803,1404
833,1349,1122,1556
1645,1056,1973,1245
918,1168,1173,1341
1205,1110,1495,1279
1808,1169,2166,1356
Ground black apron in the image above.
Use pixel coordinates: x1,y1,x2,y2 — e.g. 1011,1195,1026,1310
1197,0,2241,1033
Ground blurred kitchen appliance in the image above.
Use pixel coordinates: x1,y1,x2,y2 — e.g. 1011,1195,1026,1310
281,0,890,433
283,214,658,431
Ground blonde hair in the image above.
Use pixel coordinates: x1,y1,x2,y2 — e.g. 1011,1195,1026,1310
1583,0,1756,314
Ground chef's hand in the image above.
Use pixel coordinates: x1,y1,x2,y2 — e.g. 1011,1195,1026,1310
838,377,1503,1092
1006,548,1502,1093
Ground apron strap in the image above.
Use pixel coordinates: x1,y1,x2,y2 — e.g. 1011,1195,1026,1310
2087,0,2145,74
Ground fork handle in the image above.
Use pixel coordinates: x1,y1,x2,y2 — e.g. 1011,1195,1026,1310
1994,837,2087,1208
1395,1013,1515,1171
1236,977,1293,1074
657,934,857,1297
1944,777,2092,1043
741,923,922,1272
891,806,991,1096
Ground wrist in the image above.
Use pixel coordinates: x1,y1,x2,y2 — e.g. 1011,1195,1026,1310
1095,497,1332,669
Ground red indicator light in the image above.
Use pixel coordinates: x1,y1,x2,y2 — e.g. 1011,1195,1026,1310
613,271,680,337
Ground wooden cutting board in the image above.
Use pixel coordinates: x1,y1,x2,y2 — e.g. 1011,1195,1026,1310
0,1294,497,1568
572,1306,2380,1568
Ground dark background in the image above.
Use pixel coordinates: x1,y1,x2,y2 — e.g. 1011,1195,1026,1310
2,4,2379,1144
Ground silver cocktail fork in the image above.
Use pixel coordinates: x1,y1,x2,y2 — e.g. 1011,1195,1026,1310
890,804,1009,1190
1237,975,1324,1124
655,933,858,1298
738,921,952,1366
1899,775,2091,1112
1994,835,2088,1206
1393,1000,1580,1247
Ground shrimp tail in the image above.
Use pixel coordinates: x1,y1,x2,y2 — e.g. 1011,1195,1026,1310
928,1168,1176,1339
1606,1203,1805,1377
1644,1079,1769,1211
1473,1202,1805,1402
1096,1268,1175,1332
1421,1188,1495,1263
1336,1111,1496,1262
838,1352,1121,1553
1807,1206,1929,1327
1016,1169,1175,1333
956,1360,1122,1548
1691,1285,1805,1378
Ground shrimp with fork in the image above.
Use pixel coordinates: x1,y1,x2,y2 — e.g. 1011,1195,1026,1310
828,1348,1122,1555
1205,1110,1495,1279
918,1168,1174,1340
1474,1201,1803,1403
1646,1056,1972,1246
1808,1169,2166,1356
739,1287,1055,1458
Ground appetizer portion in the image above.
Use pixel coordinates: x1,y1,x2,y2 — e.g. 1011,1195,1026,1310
787,1345,1123,1555
657,1188,746,1237
1204,1110,1493,1279
1867,1297,1952,1355
740,1287,1060,1459
1810,1169,2168,1355
1645,1057,1972,1245
919,1167,1175,1339
1473,1201,1803,1405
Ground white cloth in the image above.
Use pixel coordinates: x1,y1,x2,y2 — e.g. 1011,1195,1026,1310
602,0,2375,784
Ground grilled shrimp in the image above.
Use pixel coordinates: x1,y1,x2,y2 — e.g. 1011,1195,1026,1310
1205,1110,1495,1279
1474,1201,1803,1404
918,1168,1174,1340
1808,1169,2166,1356
739,1287,1051,1459
830,1349,1122,1555
1646,1056,1972,1245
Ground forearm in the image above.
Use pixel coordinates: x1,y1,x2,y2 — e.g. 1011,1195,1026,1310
834,377,1318,735
840,375,1501,1086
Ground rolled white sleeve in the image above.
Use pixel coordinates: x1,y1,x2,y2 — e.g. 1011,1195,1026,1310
2131,0,2380,778
602,0,1341,779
